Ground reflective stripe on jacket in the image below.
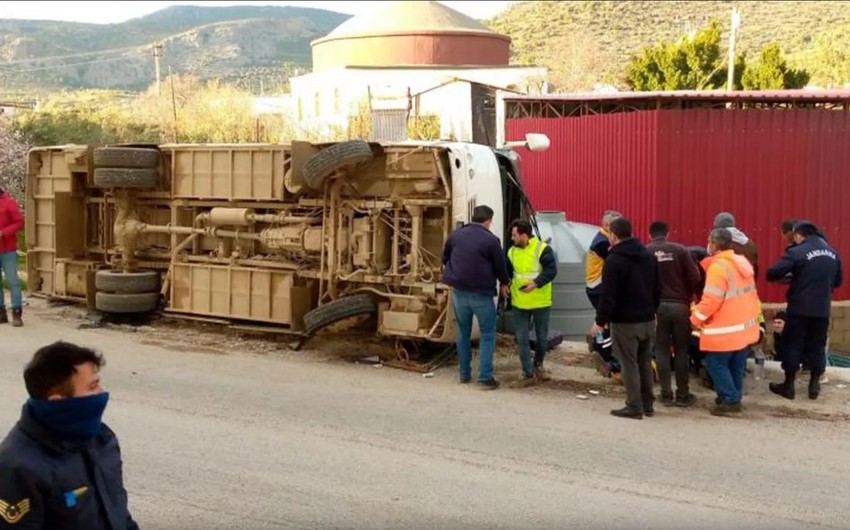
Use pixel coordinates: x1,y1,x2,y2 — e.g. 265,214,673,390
690,250,761,352
509,237,552,310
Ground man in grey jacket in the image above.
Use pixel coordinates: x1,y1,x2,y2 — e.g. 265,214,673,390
714,212,759,279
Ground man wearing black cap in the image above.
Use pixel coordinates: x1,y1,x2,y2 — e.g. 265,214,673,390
766,221,843,400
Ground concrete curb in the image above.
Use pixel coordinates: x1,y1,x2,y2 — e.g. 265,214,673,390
747,359,850,384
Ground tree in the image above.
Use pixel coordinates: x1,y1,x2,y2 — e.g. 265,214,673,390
742,43,810,90
806,32,850,88
626,21,745,91
0,119,30,203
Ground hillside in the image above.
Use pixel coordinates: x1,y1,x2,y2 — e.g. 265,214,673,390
0,5,349,93
3,1,849,96
486,0,850,89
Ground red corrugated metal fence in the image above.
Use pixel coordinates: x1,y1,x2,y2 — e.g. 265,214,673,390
507,108,850,303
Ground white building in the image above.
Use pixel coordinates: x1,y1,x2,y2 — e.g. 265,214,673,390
288,1,547,145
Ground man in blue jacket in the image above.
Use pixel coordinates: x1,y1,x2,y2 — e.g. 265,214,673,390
766,221,843,400
442,205,510,389
0,342,139,530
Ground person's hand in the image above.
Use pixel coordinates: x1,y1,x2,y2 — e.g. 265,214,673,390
500,284,510,299
590,324,605,336
520,281,536,293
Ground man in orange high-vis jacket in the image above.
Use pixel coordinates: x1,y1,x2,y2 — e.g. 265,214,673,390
690,228,762,417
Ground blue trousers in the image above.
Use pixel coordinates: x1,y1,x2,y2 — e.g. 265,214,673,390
513,306,551,376
705,348,749,405
452,289,497,383
0,251,23,310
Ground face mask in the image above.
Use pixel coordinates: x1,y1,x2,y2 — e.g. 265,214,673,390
27,392,110,440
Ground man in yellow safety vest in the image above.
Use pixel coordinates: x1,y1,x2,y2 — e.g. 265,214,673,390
507,219,558,383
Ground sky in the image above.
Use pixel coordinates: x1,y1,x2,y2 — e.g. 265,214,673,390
0,1,514,24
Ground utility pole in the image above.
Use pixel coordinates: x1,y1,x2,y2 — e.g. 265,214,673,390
169,66,179,143
726,8,741,91
153,42,163,95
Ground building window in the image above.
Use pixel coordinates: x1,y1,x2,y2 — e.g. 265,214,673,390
297,98,303,121
314,92,321,117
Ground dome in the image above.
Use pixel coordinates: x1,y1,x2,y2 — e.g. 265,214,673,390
311,1,511,71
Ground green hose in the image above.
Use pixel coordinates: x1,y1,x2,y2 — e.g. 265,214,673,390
828,352,850,368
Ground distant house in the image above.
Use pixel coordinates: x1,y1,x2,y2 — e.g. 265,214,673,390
0,102,32,118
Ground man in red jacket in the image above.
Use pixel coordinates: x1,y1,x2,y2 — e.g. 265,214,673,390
0,188,24,327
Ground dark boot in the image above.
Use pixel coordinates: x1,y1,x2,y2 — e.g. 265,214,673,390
11,309,22,328
0,310,7,325
809,374,822,400
610,406,643,420
769,371,796,400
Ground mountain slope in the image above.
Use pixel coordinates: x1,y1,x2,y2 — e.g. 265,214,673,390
0,5,349,92
486,0,850,88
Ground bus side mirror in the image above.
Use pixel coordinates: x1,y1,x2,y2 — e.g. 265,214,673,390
524,133,550,152
502,133,551,152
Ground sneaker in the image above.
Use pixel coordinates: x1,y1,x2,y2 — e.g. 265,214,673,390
459,377,471,384
591,352,611,378
478,379,500,391
610,406,643,420
710,403,741,417
659,393,675,407
513,372,537,388
643,405,655,417
533,366,552,382
0,310,7,325
675,394,698,408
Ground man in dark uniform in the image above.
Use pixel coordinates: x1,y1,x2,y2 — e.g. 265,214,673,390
0,342,139,530
766,221,843,400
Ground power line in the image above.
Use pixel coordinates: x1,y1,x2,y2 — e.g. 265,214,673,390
0,44,148,66
0,55,132,75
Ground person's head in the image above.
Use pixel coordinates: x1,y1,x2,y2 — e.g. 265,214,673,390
471,205,495,229
792,221,819,245
713,212,736,229
602,210,621,231
24,342,105,400
648,221,669,240
510,219,534,248
707,228,733,255
608,218,633,246
780,218,797,244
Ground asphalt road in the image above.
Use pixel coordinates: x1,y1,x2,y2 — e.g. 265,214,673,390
1,315,848,530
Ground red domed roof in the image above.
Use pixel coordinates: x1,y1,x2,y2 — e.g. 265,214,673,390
311,1,511,71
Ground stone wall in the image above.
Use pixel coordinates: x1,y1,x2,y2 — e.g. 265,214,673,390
762,302,850,354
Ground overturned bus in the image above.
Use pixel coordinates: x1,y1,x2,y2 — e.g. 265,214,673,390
25,136,549,356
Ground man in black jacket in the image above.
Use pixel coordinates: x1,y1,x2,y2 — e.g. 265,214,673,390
0,341,139,530
646,221,702,407
442,205,510,389
766,221,843,400
591,218,661,419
